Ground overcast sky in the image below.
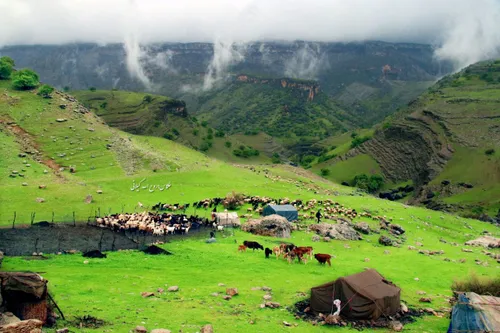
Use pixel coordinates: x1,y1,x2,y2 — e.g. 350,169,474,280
1,0,500,67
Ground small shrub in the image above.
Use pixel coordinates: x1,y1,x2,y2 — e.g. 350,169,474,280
206,134,213,140
353,174,384,193
485,148,495,156
222,191,245,210
172,128,180,136
351,132,358,139
143,95,153,103
153,121,161,128
351,136,371,148
0,56,14,80
163,132,174,140
301,155,316,166
215,130,225,138
89,87,97,92
480,73,494,83
11,69,39,90
201,121,208,128
271,153,281,164
320,168,330,176
199,141,210,152
100,101,107,109
224,141,232,148
63,86,70,92
193,129,199,136
451,273,500,297
37,84,54,98
207,128,213,135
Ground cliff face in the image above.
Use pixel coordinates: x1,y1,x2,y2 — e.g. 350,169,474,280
235,75,319,101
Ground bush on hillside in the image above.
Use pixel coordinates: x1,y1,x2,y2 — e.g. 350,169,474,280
199,141,210,152
153,121,161,128
143,95,153,103
215,130,225,137
233,146,259,158
485,148,495,156
320,168,330,176
172,128,180,136
353,174,384,193
351,135,371,148
100,101,107,109
201,121,208,128
11,69,39,90
452,273,500,297
163,132,175,140
224,141,232,148
37,84,54,98
480,73,494,83
89,87,96,92
192,129,199,136
0,56,14,80
271,153,281,164
222,191,245,210
63,86,70,92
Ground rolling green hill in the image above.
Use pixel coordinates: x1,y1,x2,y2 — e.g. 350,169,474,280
73,89,270,164
1,68,500,333
315,60,500,218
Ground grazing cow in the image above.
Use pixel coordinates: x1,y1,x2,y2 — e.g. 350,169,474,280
314,253,332,266
285,251,297,264
243,241,264,251
238,245,247,252
265,248,273,258
83,250,107,258
273,246,282,259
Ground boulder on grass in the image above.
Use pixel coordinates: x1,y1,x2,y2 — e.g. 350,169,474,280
0,319,43,333
309,222,362,241
226,288,239,296
242,215,292,238
200,324,213,333
379,235,393,246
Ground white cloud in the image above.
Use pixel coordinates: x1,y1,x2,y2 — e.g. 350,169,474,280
1,0,499,76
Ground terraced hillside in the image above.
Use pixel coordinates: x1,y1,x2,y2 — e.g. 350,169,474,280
316,60,500,217
73,90,269,163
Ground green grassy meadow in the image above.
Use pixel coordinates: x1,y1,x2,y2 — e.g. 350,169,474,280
1,77,499,333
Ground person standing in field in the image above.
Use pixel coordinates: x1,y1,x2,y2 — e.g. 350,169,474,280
316,209,322,223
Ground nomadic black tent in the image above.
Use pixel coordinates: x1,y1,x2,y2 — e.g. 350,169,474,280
310,269,401,320
262,205,298,222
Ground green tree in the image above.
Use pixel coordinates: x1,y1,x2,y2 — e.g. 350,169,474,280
37,84,54,98
172,128,180,136
11,69,39,90
192,129,199,136
271,153,281,164
485,148,495,156
215,130,225,137
143,95,153,103
0,56,14,66
320,168,330,176
224,141,232,148
0,58,14,80
89,87,97,92
201,120,208,127
353,174,384,193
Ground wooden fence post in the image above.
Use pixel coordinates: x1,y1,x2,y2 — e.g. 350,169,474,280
51,211,54,223
30,212,36,225
12,212,16,229
73,212,76,226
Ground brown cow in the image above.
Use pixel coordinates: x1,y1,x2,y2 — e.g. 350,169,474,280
273,246,282,259
314,253,332,266
238,245,247,252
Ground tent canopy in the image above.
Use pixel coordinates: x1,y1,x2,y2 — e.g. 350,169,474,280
263,204,298,222
214,212,240,226
448,293,500,333
310,269,401,320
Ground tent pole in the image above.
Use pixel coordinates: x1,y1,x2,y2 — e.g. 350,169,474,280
47,292,65,320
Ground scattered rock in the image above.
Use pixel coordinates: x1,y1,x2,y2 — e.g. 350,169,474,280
416,242,423,247
211,293,219,297
21,182,28,186
56,118,67,122
0,319,43,333
417,291,427,295
384,250,391,255
263,295,272,300
353,222,371,234
465,236,500,248
96,189,103,194
226,288,238,296
262,286,272,292
151,329,171,333
38,185,46,189
157,288,164,294
0,312,20,326
35,197,45,203
323,236,331,242
283,321,292,327
135,325,147,333
459,258,466,263
141,292,155,298
200,324,213,333
311,235,321,242
222,295,232,300
56,329,69,333
325,314,340,325
378,235,393,246
461,248,473,253
88,128,95,132
85,195,93,204
264,302,280,308
364,258,370,262
218,283,225,287
419,297,432,303
167,286,179,292
388,320,403,332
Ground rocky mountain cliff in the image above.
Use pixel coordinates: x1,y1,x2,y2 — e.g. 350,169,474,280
0,41,452,126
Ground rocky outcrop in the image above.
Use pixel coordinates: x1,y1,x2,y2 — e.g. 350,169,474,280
309,222,362,241
236,75,320,101
242,215,293,238
0,319,43,333
465,236,500,248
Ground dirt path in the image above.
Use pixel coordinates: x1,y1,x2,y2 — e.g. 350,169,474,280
0,116,64,176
